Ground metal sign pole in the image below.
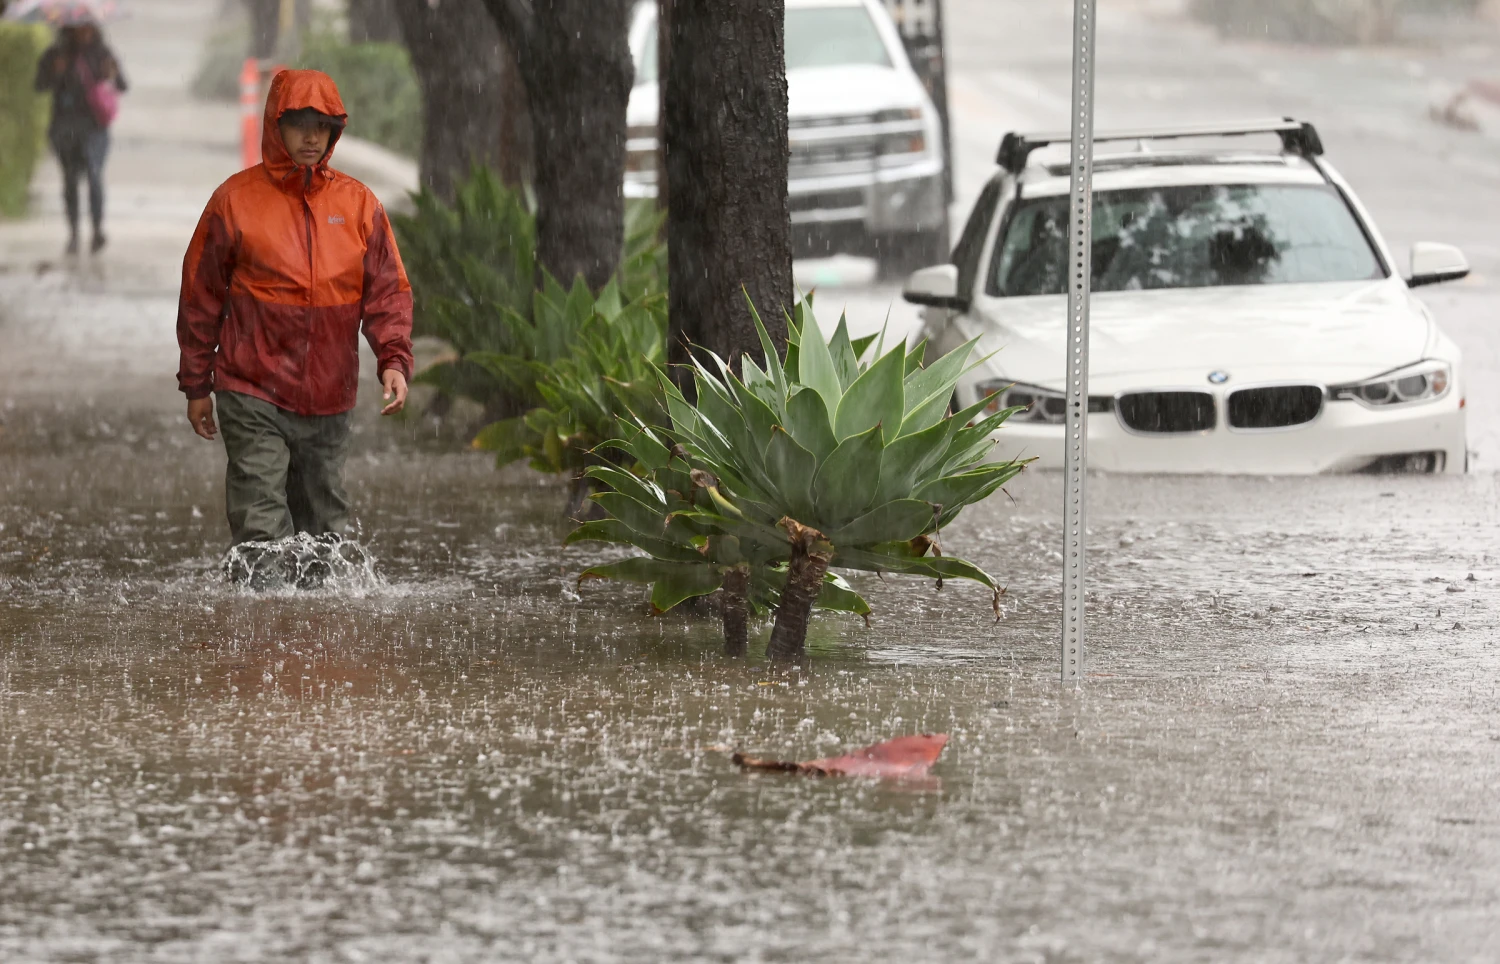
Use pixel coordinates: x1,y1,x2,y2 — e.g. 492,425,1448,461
1061,0,1097,683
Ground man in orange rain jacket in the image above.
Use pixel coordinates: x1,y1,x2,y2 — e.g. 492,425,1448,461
176,70,413,562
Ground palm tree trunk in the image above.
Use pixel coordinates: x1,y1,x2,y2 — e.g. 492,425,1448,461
767,520,831,662
721,565,750,657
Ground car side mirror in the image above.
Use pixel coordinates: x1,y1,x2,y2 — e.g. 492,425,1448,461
1408,242,1469,288
902,263,966,310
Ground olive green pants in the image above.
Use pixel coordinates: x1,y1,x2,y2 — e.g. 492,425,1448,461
216,391,353,545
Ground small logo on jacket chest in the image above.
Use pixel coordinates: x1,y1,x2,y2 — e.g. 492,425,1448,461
327,215,346,225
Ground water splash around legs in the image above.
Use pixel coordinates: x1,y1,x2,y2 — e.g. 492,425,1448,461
220,532,381,592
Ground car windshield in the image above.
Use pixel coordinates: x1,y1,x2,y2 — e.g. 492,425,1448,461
635,5,889,86
988,183,1385,297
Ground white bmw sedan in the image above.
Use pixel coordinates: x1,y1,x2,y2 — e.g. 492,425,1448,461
904,120,1472,474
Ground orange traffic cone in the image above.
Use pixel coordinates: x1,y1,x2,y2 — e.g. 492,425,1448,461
239,58,260,170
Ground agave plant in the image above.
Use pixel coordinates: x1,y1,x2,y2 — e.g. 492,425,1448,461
566,419,871,654
575,298,1030,660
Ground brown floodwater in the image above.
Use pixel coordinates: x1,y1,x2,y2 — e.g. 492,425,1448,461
3,402,1499,963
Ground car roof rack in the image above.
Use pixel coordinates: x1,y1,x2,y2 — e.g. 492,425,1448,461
995,118,1324,174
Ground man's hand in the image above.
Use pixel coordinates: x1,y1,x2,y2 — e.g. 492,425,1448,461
381,370,408,416
187,397,217,440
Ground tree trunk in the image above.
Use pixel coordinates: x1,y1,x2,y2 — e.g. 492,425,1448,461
664,0,793,373
521,0,634,290
495,40,533,189
348,0,403,43
655,0,672,214
721,565,750,657
766,520,830,663
392,0,508,203
243,0,279,58
477,0,633,289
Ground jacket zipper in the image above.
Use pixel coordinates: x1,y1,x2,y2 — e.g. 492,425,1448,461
301,167,315,413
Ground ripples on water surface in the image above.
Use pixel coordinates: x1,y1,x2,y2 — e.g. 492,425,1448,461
2,412,1499,962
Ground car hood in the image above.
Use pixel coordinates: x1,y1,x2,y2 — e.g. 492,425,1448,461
789,64,925,120
967,280,1436,388
629,65,926,128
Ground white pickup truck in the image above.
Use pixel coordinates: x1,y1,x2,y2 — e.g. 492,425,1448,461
625,0,950,276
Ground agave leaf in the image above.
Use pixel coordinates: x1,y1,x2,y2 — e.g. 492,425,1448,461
901,336,980,426
828,312,861,390
564,519,633,547
827,499,935,547
579,556,700,586
583,464,666,509
746,291,788,404
567,519,703,564
904,341,926,377
815,575,871,618
764,427,819,521
608,427,670,473
915,463,1026,513
795,300,844,418
934,462,1029,527
726,371,781,451
785,386,838,460
833,343,905,443
919,555,1002,590
811,423,884,527
740,355,781,411
668,510,788,554
592,491,670,539
650,565,726,614
835,547,999,591
874,417,959,506
850,332,879,361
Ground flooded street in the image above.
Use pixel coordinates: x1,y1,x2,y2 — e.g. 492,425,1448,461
4,0,1500,961
6,407,1500,961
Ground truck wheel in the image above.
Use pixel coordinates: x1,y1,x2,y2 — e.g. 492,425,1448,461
874,227,949,282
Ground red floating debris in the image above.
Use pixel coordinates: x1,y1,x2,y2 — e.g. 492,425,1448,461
733,733,948,779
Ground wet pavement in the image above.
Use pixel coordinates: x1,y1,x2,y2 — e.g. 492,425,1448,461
4,0,1500,961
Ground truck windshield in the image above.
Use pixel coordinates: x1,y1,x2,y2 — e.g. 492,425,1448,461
635,5,890,86
988,183,1385,297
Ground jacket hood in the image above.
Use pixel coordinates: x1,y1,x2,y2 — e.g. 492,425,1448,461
262,69,348,184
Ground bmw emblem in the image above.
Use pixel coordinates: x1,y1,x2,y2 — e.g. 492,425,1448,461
1207,371,1230,385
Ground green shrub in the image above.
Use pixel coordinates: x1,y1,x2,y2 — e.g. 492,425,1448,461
571,299,1030,660
0,23,51,219
470,275,669,515
393,167,537,419
297,32,420,157
391,167,668,423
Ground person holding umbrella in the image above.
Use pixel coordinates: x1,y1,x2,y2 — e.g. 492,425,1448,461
30,8,126,254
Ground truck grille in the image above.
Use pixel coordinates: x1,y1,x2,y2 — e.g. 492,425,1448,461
1227,386,1324,429
790,139,879,169
1116,391,1216,434
790,188,865,214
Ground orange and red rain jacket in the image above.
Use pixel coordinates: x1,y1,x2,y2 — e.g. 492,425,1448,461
176,70,413,416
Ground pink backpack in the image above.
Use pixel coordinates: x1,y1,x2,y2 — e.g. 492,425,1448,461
76,57,120,128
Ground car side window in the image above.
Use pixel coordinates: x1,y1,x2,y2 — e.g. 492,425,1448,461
952,178,1003,299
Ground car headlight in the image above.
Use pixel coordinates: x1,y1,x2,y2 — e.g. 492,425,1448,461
976,378,1067,424
882,131,927,156
1330,361,1451,407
